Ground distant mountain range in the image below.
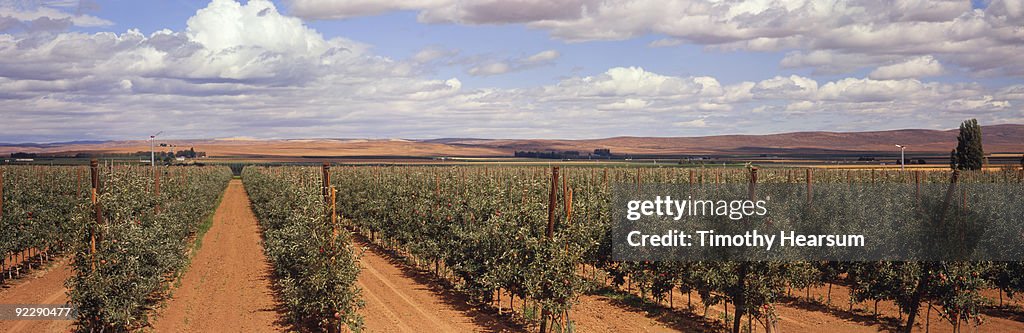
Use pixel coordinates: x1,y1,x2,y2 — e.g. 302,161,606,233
2,125,1022,158
0,140,109,148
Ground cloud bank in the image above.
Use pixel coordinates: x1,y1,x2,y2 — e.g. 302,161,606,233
0,0,1021,142
286,0,1024,78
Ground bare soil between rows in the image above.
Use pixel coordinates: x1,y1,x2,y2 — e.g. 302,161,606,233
0,259,73,333
150,179,287,332
355,237,521,332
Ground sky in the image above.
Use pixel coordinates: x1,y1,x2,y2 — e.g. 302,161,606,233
0,0,1022,142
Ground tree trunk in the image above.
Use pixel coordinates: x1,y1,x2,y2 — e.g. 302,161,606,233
827,283,832,305
734,263,748,333
904,272,928,333
926,301,931,333
540,310,548,333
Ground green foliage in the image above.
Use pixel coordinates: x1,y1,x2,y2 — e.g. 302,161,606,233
243,167,363,332
988,262,1024,299
951,119,985,170
332,166,592,330
68,166,231,331
329,166,1020,333
1,166,85,268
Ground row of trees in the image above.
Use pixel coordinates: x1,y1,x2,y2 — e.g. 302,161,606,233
333,166,595,332
243,166,362,332
1,166,85,279
326,165,1022,333
68,164,232,331
2,164,233,331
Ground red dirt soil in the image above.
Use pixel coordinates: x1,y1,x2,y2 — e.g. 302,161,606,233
355,238,521,332
0,259,73,333
356,237,704,332
149,179,286,332
570,293,687,332
491,283,689,332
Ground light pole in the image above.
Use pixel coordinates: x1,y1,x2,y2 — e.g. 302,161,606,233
895,144,906,171
149,131,163,167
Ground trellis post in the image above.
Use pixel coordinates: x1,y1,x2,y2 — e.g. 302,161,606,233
90,159,103,271
547,166,558,239
806,168,813,204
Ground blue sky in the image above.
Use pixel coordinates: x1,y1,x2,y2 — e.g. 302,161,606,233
1,0,1022,141
89,1,792,87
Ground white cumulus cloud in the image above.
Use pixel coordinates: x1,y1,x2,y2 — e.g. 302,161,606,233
869,56,945,80
284,0,1024,78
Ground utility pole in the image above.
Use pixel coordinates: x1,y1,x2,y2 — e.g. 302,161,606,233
149,131,163,168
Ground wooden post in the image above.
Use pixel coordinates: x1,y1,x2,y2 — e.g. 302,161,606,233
547,166,559,239
331,187,338,242
565,187,573,225
90,159,102,271
541,166,559,333
805,168,813,204
749,167,759,201
562,169,568,204
322,162,331,205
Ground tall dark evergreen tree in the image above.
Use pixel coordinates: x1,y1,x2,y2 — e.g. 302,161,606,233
950,119,984,170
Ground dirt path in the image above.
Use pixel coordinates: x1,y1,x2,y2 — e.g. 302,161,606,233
355,238,520,332
0,259,73,333
570,292,693,332
150,179,286,332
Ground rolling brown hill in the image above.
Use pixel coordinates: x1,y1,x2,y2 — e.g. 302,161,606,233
2,124,1022,158
432,124,1024,155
